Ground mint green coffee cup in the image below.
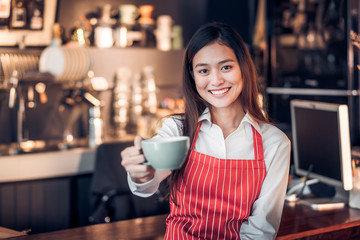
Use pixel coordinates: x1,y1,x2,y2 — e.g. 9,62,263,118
141,136,190,170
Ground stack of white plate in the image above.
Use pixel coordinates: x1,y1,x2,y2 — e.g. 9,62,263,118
39,47,91,82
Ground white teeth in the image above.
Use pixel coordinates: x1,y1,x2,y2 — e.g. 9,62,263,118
210,88,230,95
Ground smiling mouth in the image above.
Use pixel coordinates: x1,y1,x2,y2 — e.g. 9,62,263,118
209,87,231,95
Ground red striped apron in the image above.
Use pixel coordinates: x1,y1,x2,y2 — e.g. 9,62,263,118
164,121,266,239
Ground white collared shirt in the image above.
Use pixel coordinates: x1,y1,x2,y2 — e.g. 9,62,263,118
128,109,291,239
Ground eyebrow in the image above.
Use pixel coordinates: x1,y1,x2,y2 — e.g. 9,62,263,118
194,59,235,69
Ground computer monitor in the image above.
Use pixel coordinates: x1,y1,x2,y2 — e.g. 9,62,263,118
290,100,353,198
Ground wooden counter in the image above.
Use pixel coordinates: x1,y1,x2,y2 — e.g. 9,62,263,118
6,203,360,240
277,202,360,239
0,226,26,239
5,214,167,240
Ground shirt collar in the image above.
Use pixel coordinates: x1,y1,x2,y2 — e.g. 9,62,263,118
198,108,263,136
198,108,210,122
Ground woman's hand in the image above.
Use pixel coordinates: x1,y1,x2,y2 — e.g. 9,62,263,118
121,136,156,183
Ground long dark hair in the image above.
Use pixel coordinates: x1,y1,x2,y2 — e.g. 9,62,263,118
169,22,271,203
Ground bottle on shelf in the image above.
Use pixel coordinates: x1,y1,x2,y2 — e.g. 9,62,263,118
127,72,143,134
115,4,141,47
112,66,132,137
94,4,114,48
0,0,11,29
27,0,44,30
137,5,156,47
10,0,27,29
294,0,307,49
172,25,183,50
137,65,158,138
89,106,103,148
155,15,173,51
141,65,157,115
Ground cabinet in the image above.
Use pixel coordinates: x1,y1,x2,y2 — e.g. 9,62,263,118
0,174,93,234
265,0,360,145
0,148,95,233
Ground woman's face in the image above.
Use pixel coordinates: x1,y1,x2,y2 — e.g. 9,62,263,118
192,42,243,111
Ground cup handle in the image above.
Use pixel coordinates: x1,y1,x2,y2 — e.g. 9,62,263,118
142,161,151,166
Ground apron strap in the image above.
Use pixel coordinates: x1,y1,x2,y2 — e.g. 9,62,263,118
252,126,264,160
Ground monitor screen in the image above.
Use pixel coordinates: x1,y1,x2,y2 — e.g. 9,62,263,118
290,100,353,191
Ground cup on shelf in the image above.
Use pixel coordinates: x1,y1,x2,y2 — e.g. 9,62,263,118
119,4,139,25
94,25,114,48
138,5,155,25
155,15,173,51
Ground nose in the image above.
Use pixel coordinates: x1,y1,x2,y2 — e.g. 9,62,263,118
209,70,224,86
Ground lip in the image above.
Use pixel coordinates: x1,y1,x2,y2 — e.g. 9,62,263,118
209,87,231,95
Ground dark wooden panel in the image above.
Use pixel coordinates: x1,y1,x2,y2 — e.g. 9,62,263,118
74,174,92,227
29,181,45,233
16,183,31,231
0,177,73,234
0,174,95,234
0,184,16,229
43,178,71,232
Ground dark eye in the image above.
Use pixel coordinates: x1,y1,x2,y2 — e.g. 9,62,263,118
199,69,208,74
221,65,232,71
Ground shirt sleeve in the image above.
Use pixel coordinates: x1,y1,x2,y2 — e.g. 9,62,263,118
127,116,182,197
240,127,291,240
128,170,171,197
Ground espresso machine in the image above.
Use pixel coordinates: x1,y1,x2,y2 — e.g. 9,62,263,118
0,46,105,155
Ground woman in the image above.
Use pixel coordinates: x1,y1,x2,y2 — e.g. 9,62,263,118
121,22,291,239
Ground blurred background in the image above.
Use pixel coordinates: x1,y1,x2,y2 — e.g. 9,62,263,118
1,0,359,235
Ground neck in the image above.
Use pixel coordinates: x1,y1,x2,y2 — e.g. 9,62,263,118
211,106,246,138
